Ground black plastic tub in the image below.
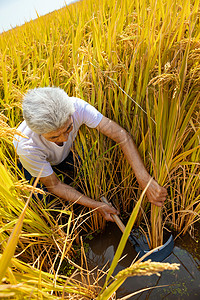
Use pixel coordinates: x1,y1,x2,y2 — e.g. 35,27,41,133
129,228,174,262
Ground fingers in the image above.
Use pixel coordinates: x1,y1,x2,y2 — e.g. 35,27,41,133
104,214,115,222
109,206,119,215
102,203,119,215
98,203,119,222
147,180,168,207
149,199,163,207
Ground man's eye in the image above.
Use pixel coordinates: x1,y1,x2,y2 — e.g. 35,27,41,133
66,124,72,132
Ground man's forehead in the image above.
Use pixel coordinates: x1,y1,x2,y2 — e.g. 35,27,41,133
43,117,72,138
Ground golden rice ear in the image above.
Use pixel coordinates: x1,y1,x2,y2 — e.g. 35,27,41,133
0,114,26,142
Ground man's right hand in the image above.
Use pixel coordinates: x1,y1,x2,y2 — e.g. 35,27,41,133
97,203,119,222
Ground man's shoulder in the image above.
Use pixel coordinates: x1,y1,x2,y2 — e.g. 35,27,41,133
70,97,87,110
70,97,100,115
13,121,45,154
70,97,103,129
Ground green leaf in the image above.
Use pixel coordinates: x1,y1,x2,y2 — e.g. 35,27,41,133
98,179,153,300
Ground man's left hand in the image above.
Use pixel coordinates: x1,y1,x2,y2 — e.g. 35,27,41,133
146,178,168,207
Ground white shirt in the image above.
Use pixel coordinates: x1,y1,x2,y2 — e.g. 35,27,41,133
13,97,103,178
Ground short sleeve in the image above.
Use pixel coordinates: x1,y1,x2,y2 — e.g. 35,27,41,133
18,152,53,178
73,98,103,128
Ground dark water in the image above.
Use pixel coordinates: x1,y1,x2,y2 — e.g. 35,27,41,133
85,222,200,299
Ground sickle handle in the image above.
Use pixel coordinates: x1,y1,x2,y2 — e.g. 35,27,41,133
100,196,126,233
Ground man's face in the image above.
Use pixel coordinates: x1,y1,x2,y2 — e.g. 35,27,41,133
42,117,73,146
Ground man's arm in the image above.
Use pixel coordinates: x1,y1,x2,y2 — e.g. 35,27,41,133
96,116,167,207
40,172,118,221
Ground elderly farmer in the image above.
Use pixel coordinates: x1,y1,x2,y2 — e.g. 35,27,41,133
13,87,167,221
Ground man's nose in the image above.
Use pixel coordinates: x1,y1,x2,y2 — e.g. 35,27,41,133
59,132,69,142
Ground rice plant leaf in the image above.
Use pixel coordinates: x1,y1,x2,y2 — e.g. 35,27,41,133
101,179,153,292
0,170,42,282
171,146,200,169
179,94,199,140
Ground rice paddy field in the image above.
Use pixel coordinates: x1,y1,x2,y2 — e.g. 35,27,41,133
0,0,199,298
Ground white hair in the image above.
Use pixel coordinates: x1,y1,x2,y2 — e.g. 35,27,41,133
22,87,75,134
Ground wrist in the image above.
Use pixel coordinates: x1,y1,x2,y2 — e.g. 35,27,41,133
84,198,104,210
138,173,152,189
